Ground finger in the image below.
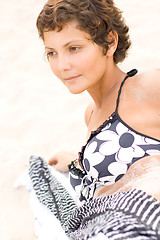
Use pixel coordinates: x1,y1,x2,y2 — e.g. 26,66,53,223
48,159,58,165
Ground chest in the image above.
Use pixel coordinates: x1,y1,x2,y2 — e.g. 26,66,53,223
87,101,160,141
82,113,160,185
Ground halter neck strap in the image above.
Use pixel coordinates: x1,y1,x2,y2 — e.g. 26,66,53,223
115,69,138,111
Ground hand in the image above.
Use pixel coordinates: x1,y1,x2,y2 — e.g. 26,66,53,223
48,151,77,172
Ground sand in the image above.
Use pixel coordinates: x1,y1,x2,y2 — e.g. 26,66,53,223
0,0,159,239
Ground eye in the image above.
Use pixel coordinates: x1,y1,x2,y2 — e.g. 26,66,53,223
46,51,57,61
69,46,80,52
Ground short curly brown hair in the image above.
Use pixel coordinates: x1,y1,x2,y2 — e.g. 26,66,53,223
36,0,131,64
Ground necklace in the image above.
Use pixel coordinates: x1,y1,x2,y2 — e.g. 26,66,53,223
88,109,94,126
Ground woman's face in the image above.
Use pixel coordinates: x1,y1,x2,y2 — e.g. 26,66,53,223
44,21,110,94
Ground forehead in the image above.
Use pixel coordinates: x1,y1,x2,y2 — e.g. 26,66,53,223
43,21,91,48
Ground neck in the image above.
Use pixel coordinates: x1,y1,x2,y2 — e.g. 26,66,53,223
87,65,125,110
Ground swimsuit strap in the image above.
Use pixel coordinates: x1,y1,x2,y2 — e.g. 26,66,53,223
115,69,138,111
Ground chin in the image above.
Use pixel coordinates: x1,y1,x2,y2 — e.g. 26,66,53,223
67,87,85,95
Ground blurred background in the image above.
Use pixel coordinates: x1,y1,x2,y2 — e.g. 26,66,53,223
0,0,159,239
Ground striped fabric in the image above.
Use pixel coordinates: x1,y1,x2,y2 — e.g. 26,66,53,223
29,156,160,239
29,156,77,234
68,190,160,239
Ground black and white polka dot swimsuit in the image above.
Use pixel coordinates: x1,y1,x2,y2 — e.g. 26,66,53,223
70,69,160,203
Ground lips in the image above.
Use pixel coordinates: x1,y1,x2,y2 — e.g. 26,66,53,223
63,75,81,81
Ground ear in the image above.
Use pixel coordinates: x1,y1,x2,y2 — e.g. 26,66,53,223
106,31,118,57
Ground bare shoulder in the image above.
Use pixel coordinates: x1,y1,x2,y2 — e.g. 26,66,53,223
139,68,160,90
84,102,94,126
136,68,160,101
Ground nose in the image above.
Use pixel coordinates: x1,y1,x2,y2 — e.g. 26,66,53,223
57,54,71,72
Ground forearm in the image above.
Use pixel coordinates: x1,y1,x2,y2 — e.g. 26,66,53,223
94,155,160,201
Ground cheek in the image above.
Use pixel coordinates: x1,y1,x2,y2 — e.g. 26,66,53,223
77,53,98,74
49,61,59,77
84,55,105,79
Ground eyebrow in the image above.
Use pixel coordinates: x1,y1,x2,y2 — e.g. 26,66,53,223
45,39,84,50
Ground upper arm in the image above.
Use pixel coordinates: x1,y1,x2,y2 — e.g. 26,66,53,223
153,69,160,102
150,68,160,93
149,69,160,107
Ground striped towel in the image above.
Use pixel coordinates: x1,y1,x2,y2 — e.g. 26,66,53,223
29,156,160,239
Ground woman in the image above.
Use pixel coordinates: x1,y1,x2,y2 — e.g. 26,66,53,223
29,0,160,239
